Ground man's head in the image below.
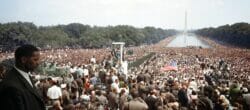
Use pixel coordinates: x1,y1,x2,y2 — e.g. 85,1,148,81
131,90,139,98
15,44,40,72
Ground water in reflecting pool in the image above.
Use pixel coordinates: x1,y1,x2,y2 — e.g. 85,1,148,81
167,35,210,48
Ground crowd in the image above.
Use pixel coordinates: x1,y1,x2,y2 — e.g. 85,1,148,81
0,36,249,110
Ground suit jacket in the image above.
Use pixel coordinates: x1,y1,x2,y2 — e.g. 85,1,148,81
0,68,45,110
124,97,148,110
107,92,119,109
119,94,128,110
97,95,108,105
145,95,158,110
178,88,189,107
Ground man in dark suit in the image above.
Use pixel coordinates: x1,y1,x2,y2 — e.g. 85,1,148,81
107,88,119,110
0,44,45,110
145,89,158,110
124,90,148,110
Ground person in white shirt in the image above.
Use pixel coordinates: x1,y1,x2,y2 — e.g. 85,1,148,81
90,55,96,64
111,79,120,93
47,80,62,104
189,78,198,91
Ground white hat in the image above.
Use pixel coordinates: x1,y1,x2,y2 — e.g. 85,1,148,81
140,81,144,84
52,77,57,82
169,76,173,79
242,87,248,93
61,84,67,88
80,95,90,101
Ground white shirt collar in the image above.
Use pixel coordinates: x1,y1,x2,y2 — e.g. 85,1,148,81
14,66,33,87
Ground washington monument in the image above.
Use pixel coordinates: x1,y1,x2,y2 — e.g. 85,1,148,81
184,11,187,45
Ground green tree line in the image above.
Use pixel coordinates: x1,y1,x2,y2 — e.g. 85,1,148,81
0,22,177,51
195,22,250,48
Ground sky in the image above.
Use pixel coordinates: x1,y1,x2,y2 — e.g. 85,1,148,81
0,0,249,29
